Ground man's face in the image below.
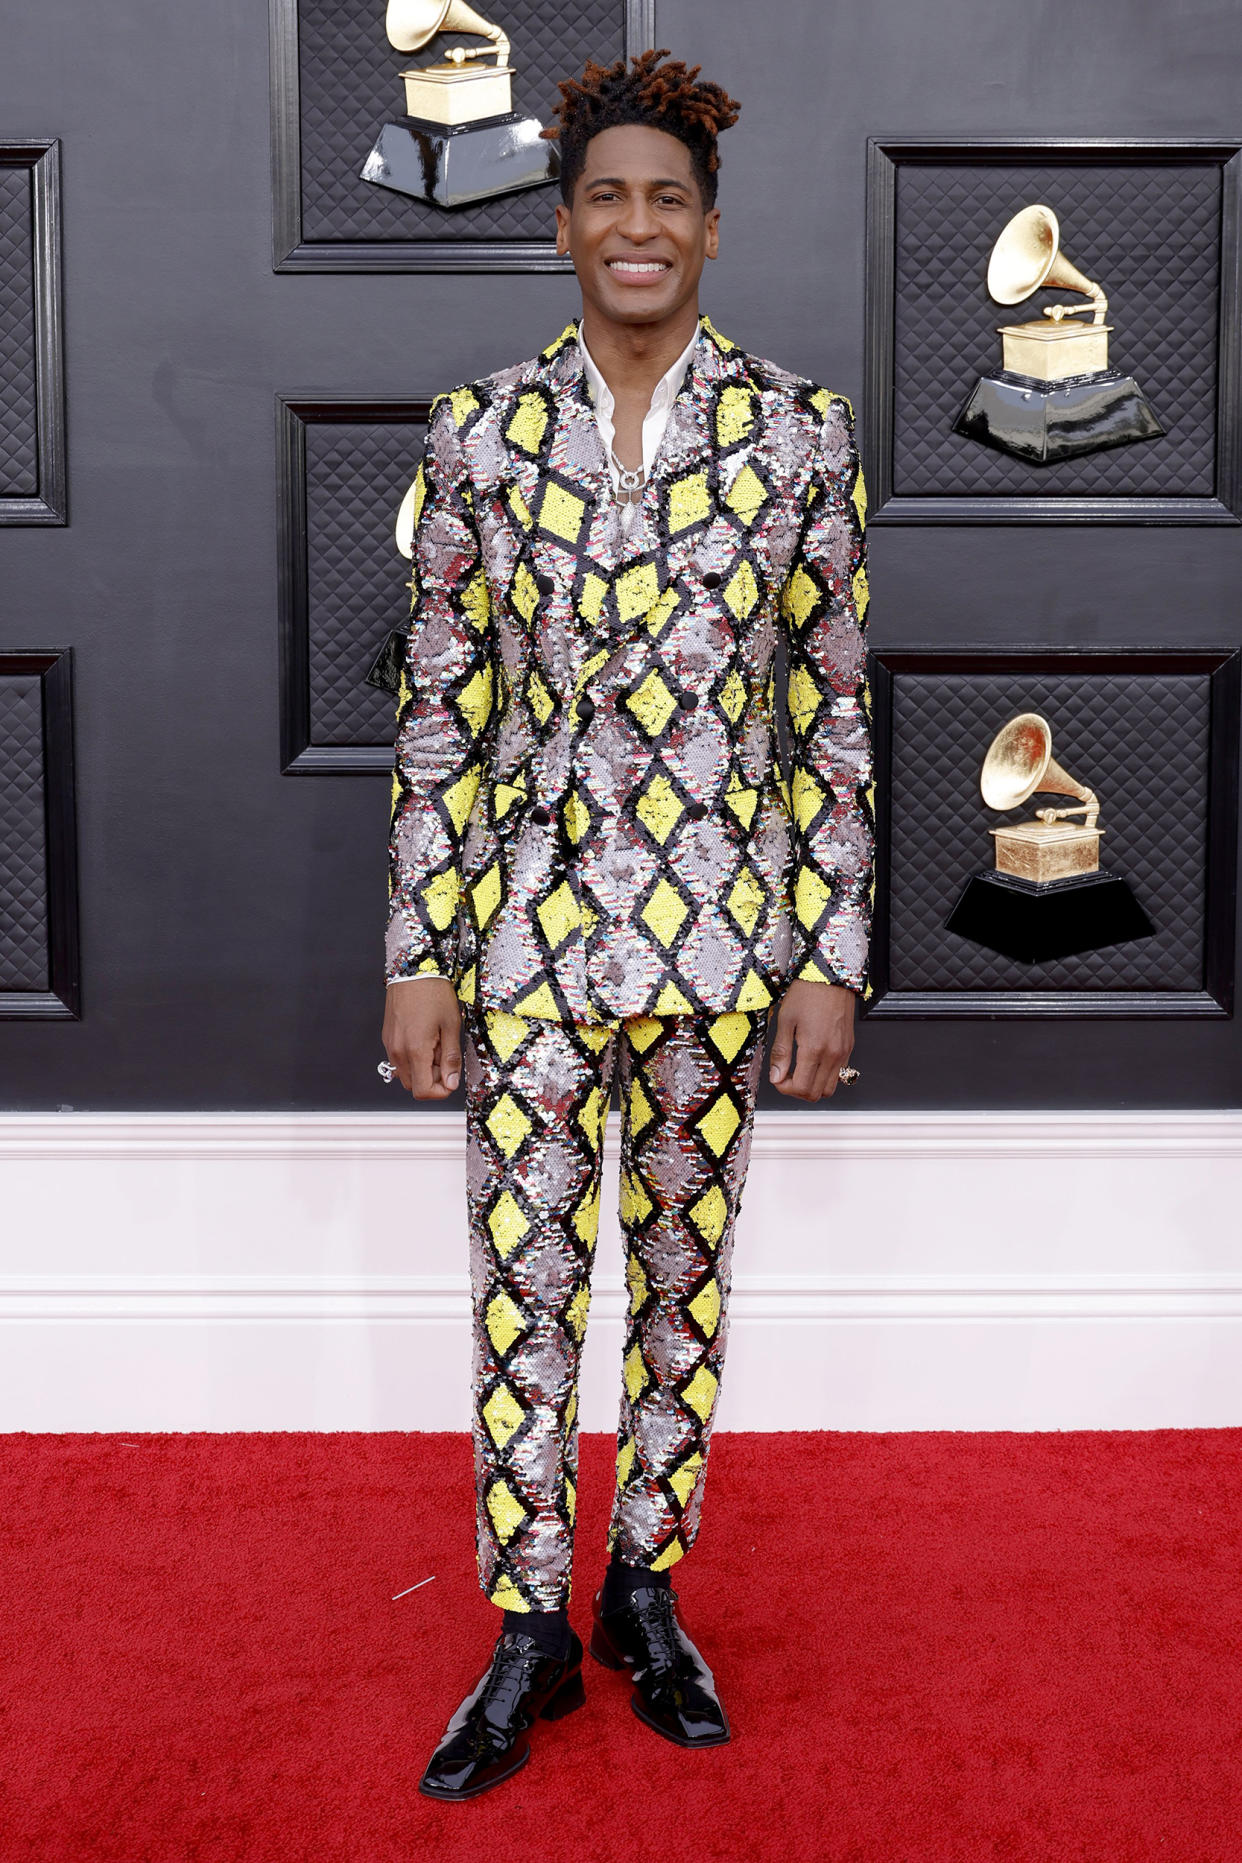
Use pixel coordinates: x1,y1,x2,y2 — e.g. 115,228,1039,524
554,124,720,329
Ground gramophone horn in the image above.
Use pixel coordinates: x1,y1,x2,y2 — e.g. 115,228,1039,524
386,0,505,53
980,712,1099,828
986,204,1108,324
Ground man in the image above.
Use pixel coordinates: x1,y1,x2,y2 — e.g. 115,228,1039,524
381,48,872,1800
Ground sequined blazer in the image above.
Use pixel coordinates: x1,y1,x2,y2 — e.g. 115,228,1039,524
385,314,873,1023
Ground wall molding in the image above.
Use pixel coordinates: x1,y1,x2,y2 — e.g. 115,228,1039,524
3,1107,1242,1160
3,1110,1240,1430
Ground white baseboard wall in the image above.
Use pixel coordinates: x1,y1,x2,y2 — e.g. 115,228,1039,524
2,1110,1240,1431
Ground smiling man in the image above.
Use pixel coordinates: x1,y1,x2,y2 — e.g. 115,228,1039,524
381,49,873,1800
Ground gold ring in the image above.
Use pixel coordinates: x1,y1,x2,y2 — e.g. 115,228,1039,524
837,1065,859,1084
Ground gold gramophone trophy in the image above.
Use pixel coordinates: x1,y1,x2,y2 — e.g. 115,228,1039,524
944,712,1154,963
953,205,1165,464
360,0,558,209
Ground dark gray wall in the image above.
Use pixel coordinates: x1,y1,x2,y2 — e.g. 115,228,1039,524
2,0,1240,1109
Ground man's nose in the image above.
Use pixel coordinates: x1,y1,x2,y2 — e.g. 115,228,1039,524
615,196,659,242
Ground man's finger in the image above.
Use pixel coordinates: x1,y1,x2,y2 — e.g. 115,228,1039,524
768,1016,795,1084
438,1020,462,1093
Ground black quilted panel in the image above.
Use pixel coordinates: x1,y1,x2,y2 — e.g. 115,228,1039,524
306,418,427,747
0,673,49,990
0,165,38,496
893,161,1221,497
887,671,1209,992
298,0,625,243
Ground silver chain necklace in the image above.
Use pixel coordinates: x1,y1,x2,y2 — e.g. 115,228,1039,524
610,449,646,507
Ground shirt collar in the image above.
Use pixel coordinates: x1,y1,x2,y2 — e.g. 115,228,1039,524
577,320,700,421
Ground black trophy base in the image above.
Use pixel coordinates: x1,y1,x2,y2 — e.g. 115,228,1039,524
945,868,1155,964
360,112,559,208
953,367,1165,465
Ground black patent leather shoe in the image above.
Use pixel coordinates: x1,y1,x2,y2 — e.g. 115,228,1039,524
418,1628,586,1801
590,1585,730,1747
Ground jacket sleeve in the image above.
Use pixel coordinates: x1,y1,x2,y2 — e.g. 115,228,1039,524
778,391,874,994
385,394,495,985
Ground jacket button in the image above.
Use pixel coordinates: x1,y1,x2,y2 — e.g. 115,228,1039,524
535,573,555,596
678,692,699,711
688,801,708,821
702,570,721,589
615,691,628,710
530,804,552,826
577,695,595,723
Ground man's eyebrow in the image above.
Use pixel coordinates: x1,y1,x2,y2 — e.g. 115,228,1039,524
584,175,692,190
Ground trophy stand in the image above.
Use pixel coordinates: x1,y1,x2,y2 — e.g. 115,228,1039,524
360,0,559,209
953,204,1165,465
945,713,1155,964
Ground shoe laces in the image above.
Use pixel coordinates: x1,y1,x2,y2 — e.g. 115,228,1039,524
631,1587,682,1674
474,1633,547,1728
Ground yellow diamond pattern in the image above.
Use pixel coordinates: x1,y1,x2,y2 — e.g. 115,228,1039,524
681,1364,719,1422
616,1435,636,1487
726,866,764,937
697,1093,741,1157
485,1092,532,1160
482,1382,525,1447
461,569,490,631
506,391,549,455
485,1289,526,1355
456,664,493,735
507,483,532,531
719,669,746,722
635,773,685,844
540,482,586,543
735,967,773,1011
787,663,820,735
792,767,825,830
563,789,591,843
485,1477,528,1544
715,383,755,446
795,865,832,929
624,1341,648,1401
628,1076,656,1139
565,1281,590,1340
783,563,820,629
723,560,759,621
688,1182,728,1247
420,869,458,932
668,470,711,533
640,878,690,948
471,863,503,930
487,1189,529,1259
708,1011,752,1064
668,1450,704,1508
489,1572,528,1610
626,1254,648,1316
619,1170,653,1227
688,1278,721,1337
615,560,661,623
486,1012,528,1062
537,880,580,950
625,669,677,736
652,979,695,1016
724,462,767,525
577,572,607,625
526,669,555,726
511,562,539,623
450,386,479,426
441,770,479,836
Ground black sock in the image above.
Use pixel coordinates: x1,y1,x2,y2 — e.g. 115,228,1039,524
503,1606,571,1660
601,1553,672,1615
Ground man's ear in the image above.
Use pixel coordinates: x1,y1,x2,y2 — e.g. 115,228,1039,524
554,201,572,256
704,206,721,261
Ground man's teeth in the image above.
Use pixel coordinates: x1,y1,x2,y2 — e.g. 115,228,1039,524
608,260,669,273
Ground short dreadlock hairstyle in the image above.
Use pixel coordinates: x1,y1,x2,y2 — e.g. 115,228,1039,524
541,48,741,209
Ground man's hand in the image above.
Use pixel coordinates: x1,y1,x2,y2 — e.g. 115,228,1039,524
382,978,462,1099
768,979,856,1101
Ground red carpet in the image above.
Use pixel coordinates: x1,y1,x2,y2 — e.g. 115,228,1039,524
2,1430,1241,1861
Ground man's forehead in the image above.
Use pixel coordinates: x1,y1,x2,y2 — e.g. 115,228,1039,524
579,125,695,184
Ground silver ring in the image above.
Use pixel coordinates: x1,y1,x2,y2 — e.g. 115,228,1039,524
837,1065,860,1084
377,1061,398,1083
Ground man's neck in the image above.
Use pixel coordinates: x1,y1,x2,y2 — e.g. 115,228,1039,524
578,305,701,405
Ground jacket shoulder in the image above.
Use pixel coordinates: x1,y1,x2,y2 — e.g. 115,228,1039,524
737,347,856,434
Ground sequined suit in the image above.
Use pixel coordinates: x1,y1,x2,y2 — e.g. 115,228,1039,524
386,315,872,1608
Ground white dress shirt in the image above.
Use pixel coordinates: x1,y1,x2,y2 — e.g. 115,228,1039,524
578,321,700,532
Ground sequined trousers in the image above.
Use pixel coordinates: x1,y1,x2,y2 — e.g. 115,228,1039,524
463,1005,768,1612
